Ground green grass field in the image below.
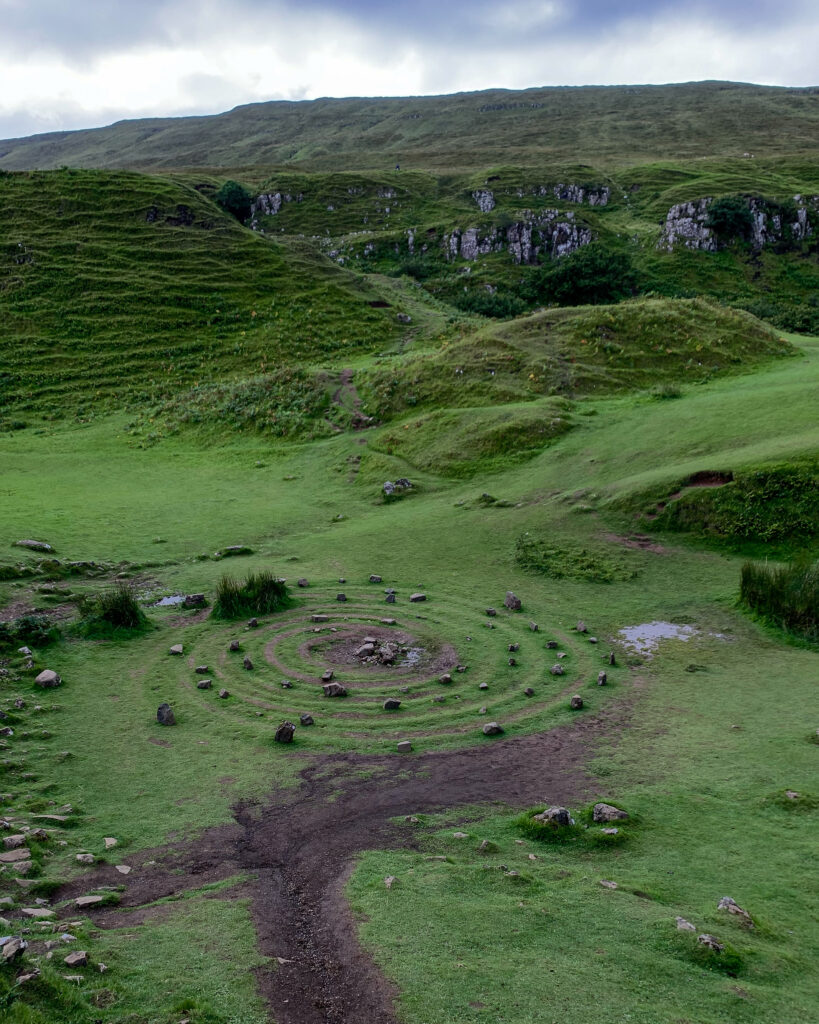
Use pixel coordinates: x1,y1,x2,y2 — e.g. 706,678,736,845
0,144,817,1024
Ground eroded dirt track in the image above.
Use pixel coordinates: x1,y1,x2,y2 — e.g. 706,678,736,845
58,698,630,1024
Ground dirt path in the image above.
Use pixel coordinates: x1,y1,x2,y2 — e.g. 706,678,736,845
58,694,633,1024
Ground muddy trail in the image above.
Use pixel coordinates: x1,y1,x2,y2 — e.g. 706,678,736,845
58,696,632,1024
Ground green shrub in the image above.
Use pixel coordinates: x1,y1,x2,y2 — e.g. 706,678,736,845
540,243,638,305
739,558,818,640
0,614,61,649
214,179,253,222
706,195,755,243
212,571,290,619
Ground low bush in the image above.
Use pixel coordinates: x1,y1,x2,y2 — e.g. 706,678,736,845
77,584,149,637
0,614,61,649
515,533,637,583
212,571,290,619
739,558,819,641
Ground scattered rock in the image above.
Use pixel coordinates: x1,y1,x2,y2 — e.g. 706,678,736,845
103,838,117,850
242,656,253,670
76,854,95,865
384,875,399,889
281,680,292,689
599,880,618,890
169,645,183,656
311,615,328,623
75,895,104,909
676,917,696,932
299,714,314,726
482,722,504,736
2,937,27,962
718,896,753,926
452,831,469,839
486,608,497,617
508,643,520,653
410,593,426,603
478,707,487,714
323,682,347,697
550,664,565,676
533,806,570,826
432,695,445,703
601,827,619,835
478,839,498,853
369,575,383,583
2,835,26,850
297,578,309,588
576,621,587,633
322,669,334,682
381,618,396,625
229,640,241,652
588,637,598,644
570,695,584,710
156,704,175,726
397,740,412,753
529,622,539,632
504,592,522,611
524,687,534,697
64,951,88,967
218,689,230,699
183,594,205,608
194,666,209,674
608,651,616,666
545,640,558,649
785,790,799,800
478,682,488,690
383,698,402,711
15,539,53,553
396,312,412,323
338,578,346,584
336,593,347,603
385,593,396,604
196,679,213,690
508,657,517,667
247,618,258,628
597,671,607,686
593,803,628,823
35,670,61,689
439,673,452,685
21,907,54,919
698,934,724,952
274,721,296,744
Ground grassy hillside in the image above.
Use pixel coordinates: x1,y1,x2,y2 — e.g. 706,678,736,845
0,169,402,416
2,81,819,172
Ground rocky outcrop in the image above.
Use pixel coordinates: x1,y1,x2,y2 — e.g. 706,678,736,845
472,189,496,213
473,184,610,210
250,191,303,227
659,194,818,251
445,210,593,264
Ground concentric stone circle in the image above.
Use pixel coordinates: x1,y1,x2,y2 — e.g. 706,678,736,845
166,581,611,753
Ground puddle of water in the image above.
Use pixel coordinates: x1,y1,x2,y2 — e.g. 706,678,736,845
153,594,185,607
618,621,699,656
400,647,425,667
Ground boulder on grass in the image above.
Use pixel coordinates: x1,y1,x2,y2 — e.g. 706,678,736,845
323,682,347,698
533,806,571,826
35,670,61,689
156,703,175,726
274,721,296,743
383,698,402,710
593,802,628,823
504,591,522,611
482,722,504,736
570,695,584,710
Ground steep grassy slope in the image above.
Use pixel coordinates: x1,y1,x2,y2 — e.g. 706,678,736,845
2,81,819,172
0,169,402,416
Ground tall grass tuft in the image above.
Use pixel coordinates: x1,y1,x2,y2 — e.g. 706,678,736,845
76,583,149,637
212,572,290,619
739,559,819,640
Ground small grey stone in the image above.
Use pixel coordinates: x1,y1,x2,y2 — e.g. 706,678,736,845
169,644,183,656
274,721,296,743
550,664,565,676
35,670,61,689
323,682,347,697
396,740,412,753
336,593,347,602
570,695,584,710
597,671,607,686
369,574,383,583
196,679,212,690
243,656,253,670
383,698,402,710
410,593,426,603
676,917,696,932
593,803,628,823
504,591,522,611
218,688,230,699
482,721,504,736
299,713,314,726
229,640,241,652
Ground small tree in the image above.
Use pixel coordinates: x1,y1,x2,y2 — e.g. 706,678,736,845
214,180,253,223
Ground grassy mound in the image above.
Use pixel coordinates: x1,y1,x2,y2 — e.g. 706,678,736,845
740,559,819,641
127,368,333,443
642,462,819,543
515,532,638,583
0,169,398,416
360,299,791,418
370,400,574,477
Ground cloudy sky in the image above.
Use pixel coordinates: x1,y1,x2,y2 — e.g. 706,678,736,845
1,0,817,139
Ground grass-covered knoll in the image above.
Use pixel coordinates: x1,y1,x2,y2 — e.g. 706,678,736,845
631,461,819,545
369,399,574,477
359,298,791,418
0,169,400,416
2,81,819,171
